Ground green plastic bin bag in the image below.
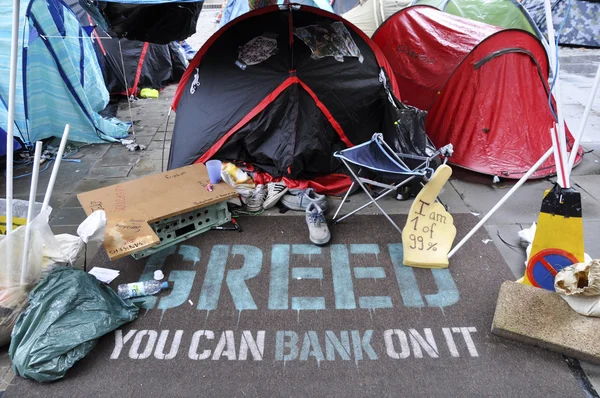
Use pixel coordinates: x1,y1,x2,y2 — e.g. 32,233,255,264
9,267,139,382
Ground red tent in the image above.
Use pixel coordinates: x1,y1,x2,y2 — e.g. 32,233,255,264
373,5,581,179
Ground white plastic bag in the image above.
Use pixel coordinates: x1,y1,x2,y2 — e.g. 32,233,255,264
0,210,107,346
52,210,107,265
555,260,600,317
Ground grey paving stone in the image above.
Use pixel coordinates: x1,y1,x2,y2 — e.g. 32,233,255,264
3,158,94,197
570,152,600,176
72,178,129,194
68,143,111,159
49,206,87,227
492,281,600,365
102,144,138,158
128,158,163,178
583,221,600,259
88,165,132,179
96,154,140,167
573,175,600,202
0,365,14,392
130,135,154,147
484,224,528,280
12,193,68,214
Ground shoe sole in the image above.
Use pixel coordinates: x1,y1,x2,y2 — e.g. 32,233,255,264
310,234,331,246
263,187,289,209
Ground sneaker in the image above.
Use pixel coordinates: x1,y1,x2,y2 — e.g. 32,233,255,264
280,188,328,212
263,182,289,209
305,203,331,246
243,184,266,212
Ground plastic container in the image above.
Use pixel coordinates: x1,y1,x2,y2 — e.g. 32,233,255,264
206,160,222,184
117,280,172,299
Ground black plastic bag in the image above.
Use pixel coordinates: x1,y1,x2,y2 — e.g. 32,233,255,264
9,267,138,382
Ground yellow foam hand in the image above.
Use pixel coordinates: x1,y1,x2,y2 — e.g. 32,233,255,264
402,164,456,269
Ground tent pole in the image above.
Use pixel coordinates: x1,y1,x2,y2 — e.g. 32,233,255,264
567,62,600,175
448,147,554,259
41,124,70,213
544,0,569,187
5,0,21,286
20,141,42,285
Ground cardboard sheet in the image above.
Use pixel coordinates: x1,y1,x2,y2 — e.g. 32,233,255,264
77,163,237,260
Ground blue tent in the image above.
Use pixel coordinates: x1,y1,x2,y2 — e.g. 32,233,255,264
219,0,334,27
0,0,130,149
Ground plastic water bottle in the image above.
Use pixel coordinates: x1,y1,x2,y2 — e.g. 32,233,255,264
117,280,171,300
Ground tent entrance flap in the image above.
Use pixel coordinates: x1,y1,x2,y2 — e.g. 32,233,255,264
196,78,354,179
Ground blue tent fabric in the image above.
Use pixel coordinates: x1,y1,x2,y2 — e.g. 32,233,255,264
0,128,22,157
521,0,600,48
220,0,334,27
0,0,129,147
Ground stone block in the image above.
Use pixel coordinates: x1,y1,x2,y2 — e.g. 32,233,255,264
491,281,600,365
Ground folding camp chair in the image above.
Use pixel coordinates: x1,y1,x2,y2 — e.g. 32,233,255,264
333,133,453,233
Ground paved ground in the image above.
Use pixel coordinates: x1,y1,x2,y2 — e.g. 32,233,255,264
1,8,600,396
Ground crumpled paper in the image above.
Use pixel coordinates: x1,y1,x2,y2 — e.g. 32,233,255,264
555,259,600,317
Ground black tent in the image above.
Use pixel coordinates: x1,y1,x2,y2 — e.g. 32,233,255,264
79,1,203,44
169,5,411,189
68,0,188,96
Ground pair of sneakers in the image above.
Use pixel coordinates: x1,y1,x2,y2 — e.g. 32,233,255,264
280,188,328,212
243,182,289,212
280,188,330,245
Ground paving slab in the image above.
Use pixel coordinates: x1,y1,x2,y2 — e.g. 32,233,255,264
96,154,140,167
68,143,111,159
128,158,163,178
570,153,600,176
87,165,132,179
1,159,94,197
492,281,600,365
72,178,131,194
484,224,528,279
49,206,87,227
573,175,600,202
12,193,68,214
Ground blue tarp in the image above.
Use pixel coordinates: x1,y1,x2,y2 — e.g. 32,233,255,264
0,0,129,148
220,0,334,27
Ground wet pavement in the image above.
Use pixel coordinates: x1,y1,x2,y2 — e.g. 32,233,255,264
1,8,600,397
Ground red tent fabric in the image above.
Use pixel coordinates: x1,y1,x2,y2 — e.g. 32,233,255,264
373,6,582,179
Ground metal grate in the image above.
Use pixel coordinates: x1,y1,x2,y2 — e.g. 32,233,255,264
131,201,230,259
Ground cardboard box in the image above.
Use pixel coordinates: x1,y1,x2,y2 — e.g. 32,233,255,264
77,163,237,260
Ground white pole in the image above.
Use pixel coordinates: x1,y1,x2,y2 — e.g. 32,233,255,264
566,62,600,175
5,0,22,287
41,124,70,212
550,125,566,187
448,147,554,259
544,0,569,188
20,141,42,285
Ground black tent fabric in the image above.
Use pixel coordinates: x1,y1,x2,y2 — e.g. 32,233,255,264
68,0,188,96
77,1,203,44
169,5,412,184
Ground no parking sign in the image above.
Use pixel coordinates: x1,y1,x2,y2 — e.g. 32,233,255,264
526,249,579,291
